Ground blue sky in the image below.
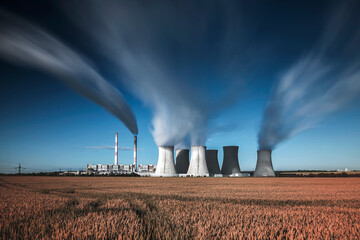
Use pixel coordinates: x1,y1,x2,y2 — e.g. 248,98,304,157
0,0,359,173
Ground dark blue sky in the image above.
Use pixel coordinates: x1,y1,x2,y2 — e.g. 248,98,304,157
1,0,359,173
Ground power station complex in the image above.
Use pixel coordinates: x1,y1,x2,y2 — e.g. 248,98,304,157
87,133,276,177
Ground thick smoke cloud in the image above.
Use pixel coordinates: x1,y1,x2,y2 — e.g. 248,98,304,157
0,10,138,135
258,2,360,150
62,0,247,147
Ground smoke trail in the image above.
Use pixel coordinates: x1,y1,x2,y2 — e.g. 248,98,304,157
0,10,138,135
61,0,248,146
258,1,360,150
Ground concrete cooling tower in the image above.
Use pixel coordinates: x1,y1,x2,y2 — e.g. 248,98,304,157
254,150,275,177
205,150,221,175
187,146,209,176
155,146,178,177
175,149,189,174
221,146,242,176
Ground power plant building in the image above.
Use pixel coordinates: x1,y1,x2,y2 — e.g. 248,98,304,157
138,164,156,173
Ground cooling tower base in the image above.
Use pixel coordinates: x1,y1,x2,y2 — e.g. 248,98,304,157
153,173,178,177
228,173,248,177
186,174,210,177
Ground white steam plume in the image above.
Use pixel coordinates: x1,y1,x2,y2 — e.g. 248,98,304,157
61,0,247,147
0,10,138,135
258,1,360,149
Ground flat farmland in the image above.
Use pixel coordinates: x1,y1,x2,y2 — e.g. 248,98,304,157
0,177,359,239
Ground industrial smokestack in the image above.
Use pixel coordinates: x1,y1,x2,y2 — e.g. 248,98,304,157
205,150,221,175
134,135,137,172
187,146,209,176
221,146,241,176
155,146,177,176
114,133,118,165
175,149,189,174
254,150,275,177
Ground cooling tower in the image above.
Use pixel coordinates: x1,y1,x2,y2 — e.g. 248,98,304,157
205,150,221,175
187,146,209,176
254,150,275,177
175,149,189,174
155,146,178,176
221,146,241,176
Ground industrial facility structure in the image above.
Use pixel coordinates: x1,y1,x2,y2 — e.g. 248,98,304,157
254,150,276,177
175,149,190,174
85,133,150,175
155,146,178,176
187,146,209,176
221,146,243,176
205,150,221,176
86,133,277,177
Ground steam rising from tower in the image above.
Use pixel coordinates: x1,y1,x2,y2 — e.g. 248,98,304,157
258,1,360,150
63,1,248,147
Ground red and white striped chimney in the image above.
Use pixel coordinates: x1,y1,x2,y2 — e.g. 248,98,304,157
114,133,118,165
134,135,137,172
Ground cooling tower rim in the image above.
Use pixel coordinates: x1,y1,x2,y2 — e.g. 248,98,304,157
159,145,175,148
223,145,239,149
175,148,190,151
190,145,206,147
206,149,218,152
258,149,272,152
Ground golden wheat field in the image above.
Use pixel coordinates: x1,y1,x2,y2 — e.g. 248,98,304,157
0,177,359,239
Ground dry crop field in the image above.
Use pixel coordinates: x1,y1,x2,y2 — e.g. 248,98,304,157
0,177,359,239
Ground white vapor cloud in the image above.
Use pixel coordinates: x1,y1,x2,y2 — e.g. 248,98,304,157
258,1,360,149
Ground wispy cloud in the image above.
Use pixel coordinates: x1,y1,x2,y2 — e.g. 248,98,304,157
258,1,360,150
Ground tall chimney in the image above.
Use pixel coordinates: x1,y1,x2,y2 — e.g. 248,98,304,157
254,150,275,177
134,135,137,172
114,133,118,165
